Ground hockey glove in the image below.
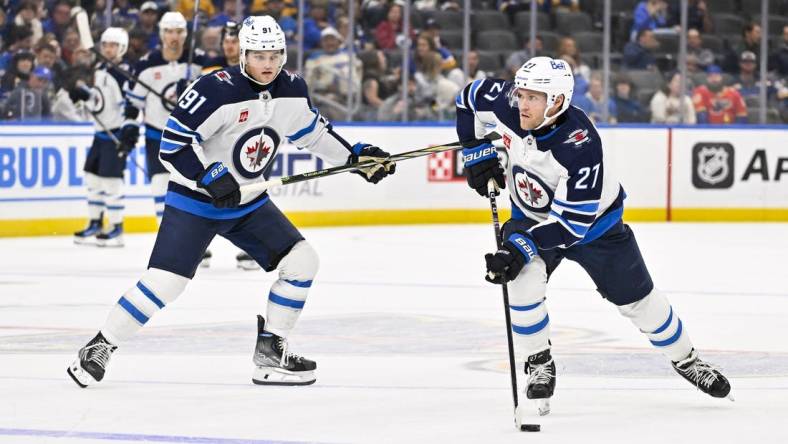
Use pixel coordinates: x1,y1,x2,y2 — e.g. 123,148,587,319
196,162,241,209
349,143,396,184
485,231,538,284
117,123,140,160
462,140,505,197
68,86,91,103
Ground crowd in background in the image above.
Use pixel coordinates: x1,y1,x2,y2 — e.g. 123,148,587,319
1,0,787,123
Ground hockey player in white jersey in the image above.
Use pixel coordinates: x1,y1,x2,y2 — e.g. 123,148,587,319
67,16,395,388
119,12,207,225
456,57,731,413
71,27,130,247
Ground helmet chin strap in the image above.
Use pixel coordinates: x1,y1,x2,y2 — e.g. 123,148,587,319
533,95,565,130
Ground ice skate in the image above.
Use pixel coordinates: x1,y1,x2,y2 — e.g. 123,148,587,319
199,249,212,268
236,252,260,270
67,332,117,388
252,315,316,386
525,349,555,416
74,219,103,245
96,223,124,247
672,349,732,399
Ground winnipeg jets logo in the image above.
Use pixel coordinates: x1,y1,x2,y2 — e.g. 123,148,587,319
245,139,272,168
511,166,553,212
564,129,590,147
232,127,281,179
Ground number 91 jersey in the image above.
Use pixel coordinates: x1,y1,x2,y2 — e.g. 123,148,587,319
456,79,626,250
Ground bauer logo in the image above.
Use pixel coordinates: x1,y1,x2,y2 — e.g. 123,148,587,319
692,142,734,189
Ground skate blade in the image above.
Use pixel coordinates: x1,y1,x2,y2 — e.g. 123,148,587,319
66,360,96,388
236,260,260,271
73,236,97,246
252,366,315,386
97,238,124,248
535,398,551,416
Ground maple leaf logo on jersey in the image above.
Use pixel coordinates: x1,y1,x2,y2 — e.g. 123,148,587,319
246,140,272,168
517,177,543,204
564,129,590,147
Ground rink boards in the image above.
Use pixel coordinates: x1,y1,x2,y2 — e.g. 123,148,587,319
0,122,787,236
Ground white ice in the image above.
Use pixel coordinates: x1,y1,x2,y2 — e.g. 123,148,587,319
1,222,787,444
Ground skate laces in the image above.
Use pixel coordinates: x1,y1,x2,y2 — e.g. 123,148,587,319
681,359,722,389
277,337,304,367
528,360,554,386
80,342,115,369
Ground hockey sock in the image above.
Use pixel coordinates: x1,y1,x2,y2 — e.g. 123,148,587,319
100,268,189,344
265,241,319,338
150,173,169,225
507,257,551,356
85,173,105,220
101,177,125,226
617,289,694,362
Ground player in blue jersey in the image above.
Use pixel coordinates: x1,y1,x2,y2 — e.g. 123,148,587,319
456,57,731,413
67,16,396,388
71,28,131,247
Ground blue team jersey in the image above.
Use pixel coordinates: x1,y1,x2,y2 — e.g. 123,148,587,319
456,78,626,250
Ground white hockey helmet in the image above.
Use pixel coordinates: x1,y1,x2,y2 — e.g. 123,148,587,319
239,15,287,85
159,11,187,38
512,56,575,129
100,27,129,58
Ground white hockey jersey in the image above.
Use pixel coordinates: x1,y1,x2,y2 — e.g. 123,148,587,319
124,49,207,135
456,78,626,250
159,66,355,219
84,62,128,131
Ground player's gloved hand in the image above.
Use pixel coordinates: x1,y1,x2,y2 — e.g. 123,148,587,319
117,123,140,160
485,231,538,284
196,162,241,209
462,139,505,197
349,143,396,184
68,86,91,103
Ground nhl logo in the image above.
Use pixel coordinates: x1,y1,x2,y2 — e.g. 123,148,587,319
692,142,734,189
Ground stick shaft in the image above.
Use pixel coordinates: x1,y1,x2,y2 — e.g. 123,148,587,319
186,0,201,80
488,180,520,410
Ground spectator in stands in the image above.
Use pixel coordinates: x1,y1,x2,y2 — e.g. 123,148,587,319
505,35,543,79
630,0,671,42
34,41,66,90
414,49,459,120
421,18,458,72
60,27,84,66
337,15,371,52
358,49,398,120
560,54,589,99
0,26,35,74
304,26,363,120
650,71,696,124
500,0,579,22
51,65,92,122
137,2,161,50
557,36,591,84
612,74,649,123
209,0,241,27
769,25,788,77
692,64,747,124
733,51,776,101
303,0,333,50
374,1,406,51
725,22,762,74
261,0,298,41
127,30,149,65
448,49,489,88
1,51,35,95
623,29,659,70
686,28,714,69
200,26,223,58
3,65,52,120
176,0,216,21
668,0,712,34
14,1,44,44
43,0,74,43
575,72,617,124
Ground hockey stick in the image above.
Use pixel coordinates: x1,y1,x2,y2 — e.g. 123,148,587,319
89,108,147,174
185,0,201,82
486,179,541,433
71,7,177,107
240,140,464,195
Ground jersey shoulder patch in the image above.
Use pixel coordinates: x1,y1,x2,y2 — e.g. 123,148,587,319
270,71,309,99
547,107,603,169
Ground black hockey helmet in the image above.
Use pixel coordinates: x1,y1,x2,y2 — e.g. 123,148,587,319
222,20,240,41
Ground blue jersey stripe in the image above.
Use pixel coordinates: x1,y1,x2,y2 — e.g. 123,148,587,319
164,190,269,220
553,198,599,214
287,108,320,142
160,138,184,153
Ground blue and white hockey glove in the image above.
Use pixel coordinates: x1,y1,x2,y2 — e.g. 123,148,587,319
117,123,140,160
485,231,538,284
349,143,396,184
196,162,241,209
462,139,505,197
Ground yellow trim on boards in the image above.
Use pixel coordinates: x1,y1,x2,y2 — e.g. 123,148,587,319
0,207,785,237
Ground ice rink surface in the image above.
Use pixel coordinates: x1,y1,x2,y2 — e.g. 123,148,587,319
1,222,787,444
